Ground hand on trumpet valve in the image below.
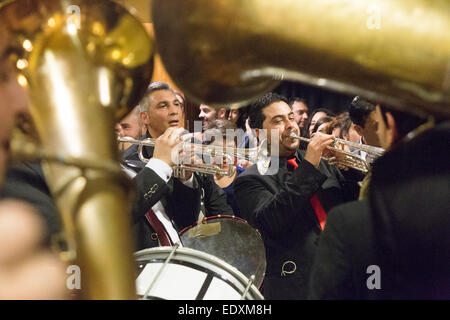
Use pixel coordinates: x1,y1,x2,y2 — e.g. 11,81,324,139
152,127,186,167
326,140,351,171
303,132,334,168
177,143,204,181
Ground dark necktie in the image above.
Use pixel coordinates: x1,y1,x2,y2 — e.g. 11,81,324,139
145,209,173,246
287,157,327,230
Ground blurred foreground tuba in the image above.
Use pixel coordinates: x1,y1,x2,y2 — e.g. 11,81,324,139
152,0,450,118
1,0,153,298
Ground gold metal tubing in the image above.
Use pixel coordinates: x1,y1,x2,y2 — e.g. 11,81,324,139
289,132,371,173
152,0,450,118
290,132,384,159
1,0,154,299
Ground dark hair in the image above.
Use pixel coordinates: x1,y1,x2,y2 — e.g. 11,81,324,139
331,112,352,139
248,92,288,129
205,119,237,132
138,81,174,112
312,116,333,134
349,96,376,127
310,108,335,119
379,106,427,142
204,119,238,147
288,97,307,108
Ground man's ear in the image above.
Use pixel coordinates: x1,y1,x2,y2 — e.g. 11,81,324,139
140,111,149,126
217,108,227,120
385,111,397,145
353,124,364,137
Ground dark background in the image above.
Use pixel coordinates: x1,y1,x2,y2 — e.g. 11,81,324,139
184,81,355,131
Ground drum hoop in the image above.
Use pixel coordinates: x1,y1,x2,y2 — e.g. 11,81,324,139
137,258,249,299
135,246,264,300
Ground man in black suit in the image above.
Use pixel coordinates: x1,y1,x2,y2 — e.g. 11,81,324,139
234,92,358,299
308,104,449,299
121,82,233,250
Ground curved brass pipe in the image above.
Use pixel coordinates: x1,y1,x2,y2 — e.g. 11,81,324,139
152,0,450,118
1,0,154,299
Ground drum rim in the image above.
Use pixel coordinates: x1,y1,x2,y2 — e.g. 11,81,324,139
135,246,264,300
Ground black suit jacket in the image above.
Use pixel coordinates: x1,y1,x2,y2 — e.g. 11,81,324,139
308,198,377,299
308,122,450,299
121,132,233,250
234,150,356,299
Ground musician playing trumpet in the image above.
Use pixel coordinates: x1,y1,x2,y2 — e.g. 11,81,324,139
234,92,360,300
121,82,232,250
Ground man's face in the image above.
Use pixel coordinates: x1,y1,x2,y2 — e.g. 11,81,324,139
143,90,183,138
198,104,218,131
0,35,29,186
309,111,326,136
116,109,141,140
347,124,361,143
291,101,309,129
362,109,382,148
260,101,300,158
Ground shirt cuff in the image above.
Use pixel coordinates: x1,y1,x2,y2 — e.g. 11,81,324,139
145,158,173,182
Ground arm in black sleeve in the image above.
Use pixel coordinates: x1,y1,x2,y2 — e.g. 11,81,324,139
234,161,326,239
170,177,202,229
130,167,171,223
308,206,353,299
335,167,365,201
197,174,234,217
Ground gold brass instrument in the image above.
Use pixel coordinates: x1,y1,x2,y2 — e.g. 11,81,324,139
151,0,450,118
118,136,235,178
117,136,271,177
1,0,153,299
289,132,383,173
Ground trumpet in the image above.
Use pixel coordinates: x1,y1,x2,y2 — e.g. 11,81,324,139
289,132,384,173
118,136,234,178
118,136,272,177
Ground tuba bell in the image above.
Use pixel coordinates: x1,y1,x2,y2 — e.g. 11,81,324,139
1,0,153,299
151,0,450,118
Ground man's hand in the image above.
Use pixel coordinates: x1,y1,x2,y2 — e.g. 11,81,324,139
176,144,204,182
152,127,186,167
0,200,68,299
304,132,335,168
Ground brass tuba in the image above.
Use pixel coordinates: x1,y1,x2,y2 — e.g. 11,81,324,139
1,0,153,298
151,0,450,118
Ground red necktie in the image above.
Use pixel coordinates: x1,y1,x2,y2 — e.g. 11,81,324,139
145,209,173,246
287,158,327,230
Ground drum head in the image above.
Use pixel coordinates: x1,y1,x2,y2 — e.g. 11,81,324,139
135,247,264,300
179,216,266,288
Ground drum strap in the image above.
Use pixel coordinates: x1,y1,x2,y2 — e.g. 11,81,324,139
145,209,173,246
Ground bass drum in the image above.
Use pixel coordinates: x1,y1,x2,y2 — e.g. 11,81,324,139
179,215,266,288
135,246,264,300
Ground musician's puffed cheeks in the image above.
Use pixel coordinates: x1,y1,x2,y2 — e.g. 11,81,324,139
0,26,68,299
